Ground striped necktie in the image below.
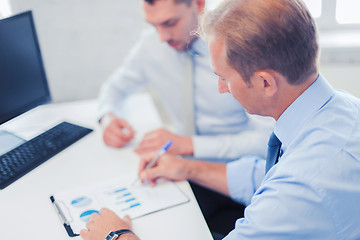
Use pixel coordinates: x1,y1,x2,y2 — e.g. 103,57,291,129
265,132,282,173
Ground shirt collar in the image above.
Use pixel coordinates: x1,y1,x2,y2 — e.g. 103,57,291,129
188,37,208,57
274,73,335,149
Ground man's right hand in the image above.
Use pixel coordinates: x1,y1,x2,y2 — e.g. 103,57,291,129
101,114,135,148
138,152,190,186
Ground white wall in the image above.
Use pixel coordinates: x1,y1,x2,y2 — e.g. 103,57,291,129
320,62,360,98
0,0,11,17
9,0,148,102
319,31,360,98
6,0,360,102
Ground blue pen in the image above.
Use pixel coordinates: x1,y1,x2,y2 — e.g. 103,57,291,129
144,140,173,170
131,140,173,186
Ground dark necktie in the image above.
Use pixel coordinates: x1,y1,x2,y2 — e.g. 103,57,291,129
265,132,282,174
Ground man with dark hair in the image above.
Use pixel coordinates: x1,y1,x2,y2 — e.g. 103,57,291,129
81,0,360,239
98,0,272,236
98,0,272,163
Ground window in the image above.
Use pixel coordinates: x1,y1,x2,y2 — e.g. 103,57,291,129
336,0,360,24
207,0,360,27
0,0,12,18
303,0,322,18
206,0,360,62
315,0,360,30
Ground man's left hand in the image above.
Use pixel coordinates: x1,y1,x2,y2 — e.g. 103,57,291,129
80,208,139,240
134,128,193,156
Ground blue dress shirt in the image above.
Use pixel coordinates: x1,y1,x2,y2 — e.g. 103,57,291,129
225,74,360,239
98,29,273,161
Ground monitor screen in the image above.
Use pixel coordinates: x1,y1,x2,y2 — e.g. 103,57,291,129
0,11,51,125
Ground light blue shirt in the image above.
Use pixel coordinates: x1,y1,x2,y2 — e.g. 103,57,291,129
98,29,273,161
225,74,360,239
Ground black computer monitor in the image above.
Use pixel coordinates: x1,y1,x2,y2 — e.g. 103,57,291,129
0,10,51,125
0,10,51,154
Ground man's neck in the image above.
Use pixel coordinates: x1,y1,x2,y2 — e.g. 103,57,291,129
273,73,319,120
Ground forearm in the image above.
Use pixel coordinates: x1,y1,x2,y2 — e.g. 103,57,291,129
178,136,194,155
120,232,140,240
184,160,229,196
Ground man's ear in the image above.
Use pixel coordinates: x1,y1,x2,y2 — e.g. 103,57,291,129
195,0,206,13
254,71,278,97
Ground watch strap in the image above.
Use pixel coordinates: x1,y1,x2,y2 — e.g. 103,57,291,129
114,229,133,236
105,229,133,240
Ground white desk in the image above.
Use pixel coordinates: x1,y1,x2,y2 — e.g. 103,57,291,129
0,94,213,240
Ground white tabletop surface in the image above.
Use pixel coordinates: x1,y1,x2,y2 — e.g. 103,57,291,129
0,93,213,240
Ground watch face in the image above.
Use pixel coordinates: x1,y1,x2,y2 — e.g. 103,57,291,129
105,232,118,240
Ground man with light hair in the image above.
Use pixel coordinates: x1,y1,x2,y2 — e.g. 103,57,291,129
81,0,360,239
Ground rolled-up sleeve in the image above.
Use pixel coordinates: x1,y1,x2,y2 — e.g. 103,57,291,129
226,156,265,206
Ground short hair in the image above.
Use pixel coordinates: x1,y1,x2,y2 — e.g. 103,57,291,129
144,0,192,6
200,0,319,85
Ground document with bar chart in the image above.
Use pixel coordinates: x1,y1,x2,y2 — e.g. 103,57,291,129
50,177,189,237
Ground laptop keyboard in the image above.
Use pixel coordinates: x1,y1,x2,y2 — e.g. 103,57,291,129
0,121,93,189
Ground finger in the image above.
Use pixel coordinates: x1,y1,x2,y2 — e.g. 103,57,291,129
135,135,166,154
141,130,158,141
104,133,132,148
111,127,133,141
140,167,162,183
90,212,99,220
99,208,110,215
134,144,157,155
110,139,129,148
151,179,157,186
138,152,157,174
123,215,132,226
138,134,159,148
80,229,89,239
115,120,135,138
105,121,124,136
86,219,95,230
107,121,134,140
105,139,128,148
117,120,135,137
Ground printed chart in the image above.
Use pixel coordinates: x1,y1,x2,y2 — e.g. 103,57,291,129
51,177,189,235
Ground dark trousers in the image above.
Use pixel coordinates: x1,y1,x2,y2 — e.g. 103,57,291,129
189,182,246,239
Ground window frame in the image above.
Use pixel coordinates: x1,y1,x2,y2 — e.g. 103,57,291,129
315,0,360,32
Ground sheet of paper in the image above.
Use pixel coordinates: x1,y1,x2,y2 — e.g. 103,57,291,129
51,176,189,234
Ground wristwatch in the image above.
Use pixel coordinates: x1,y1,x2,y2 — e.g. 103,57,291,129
105,229,133,240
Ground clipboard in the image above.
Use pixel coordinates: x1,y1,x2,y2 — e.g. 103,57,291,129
50,178,190,237
50,195,79,237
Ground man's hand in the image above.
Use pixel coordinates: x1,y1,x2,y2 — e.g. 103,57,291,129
102,114,135,148
138,152,190,186
134,128,193,156
138,152,229,196
80,208,139,240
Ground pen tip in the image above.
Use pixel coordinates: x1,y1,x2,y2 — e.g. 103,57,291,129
164,140,173,151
